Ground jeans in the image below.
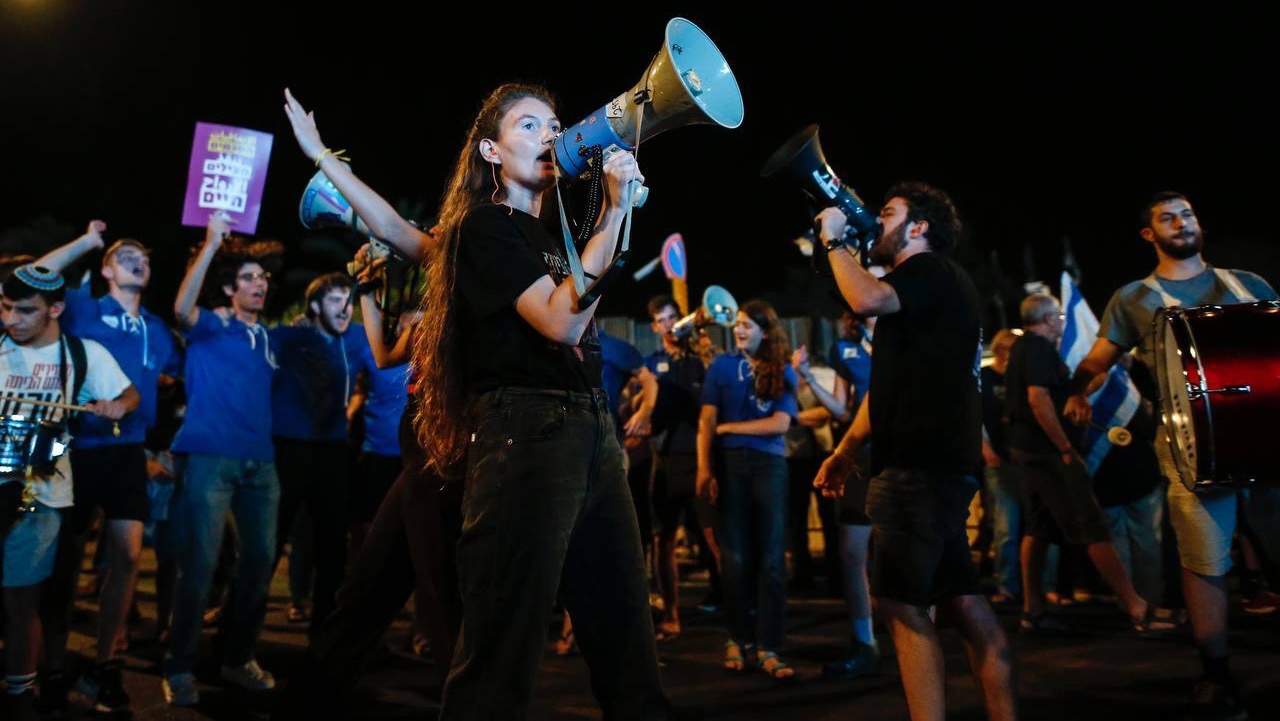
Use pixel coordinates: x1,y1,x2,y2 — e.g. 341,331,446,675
983,463,1023,596
440,387,668,721
274,438,352,630
1103,485,1165,603
165,453,279,675
719,447,789,651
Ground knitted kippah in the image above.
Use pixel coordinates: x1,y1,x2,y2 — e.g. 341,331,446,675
13,264,65,292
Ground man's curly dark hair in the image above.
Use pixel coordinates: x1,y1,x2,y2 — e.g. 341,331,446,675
192,235,285,308
883,181,963,254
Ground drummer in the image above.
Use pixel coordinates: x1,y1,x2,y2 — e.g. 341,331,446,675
1063,191,1278,720
0,264,137,715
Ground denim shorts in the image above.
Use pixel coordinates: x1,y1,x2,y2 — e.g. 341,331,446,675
865,468,982,607
2,500,62,588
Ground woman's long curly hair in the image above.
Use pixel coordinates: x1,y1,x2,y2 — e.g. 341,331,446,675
742,299,790,402
411,83,556,476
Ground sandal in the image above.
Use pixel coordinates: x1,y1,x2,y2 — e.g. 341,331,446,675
756,650,796,682
1018,610,1073,637
988,591,1018,606
656,620,681,643
1132,603,1184,639
554,628,578,656
723,640,751,673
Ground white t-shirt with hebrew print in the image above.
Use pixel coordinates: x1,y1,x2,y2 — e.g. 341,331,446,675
0,335,131,507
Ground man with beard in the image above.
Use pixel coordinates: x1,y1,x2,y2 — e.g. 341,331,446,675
1064,191,1276,720
270,272,373,632
33,221,180,714
811,183,1016,721
164,212,281,706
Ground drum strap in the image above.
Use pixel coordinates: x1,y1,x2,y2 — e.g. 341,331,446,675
64,334,88,413
1141,267,1257,307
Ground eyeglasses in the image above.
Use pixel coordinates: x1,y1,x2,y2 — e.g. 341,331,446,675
237,271,271,283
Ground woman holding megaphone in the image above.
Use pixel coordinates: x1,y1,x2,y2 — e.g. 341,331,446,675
403,84,667,720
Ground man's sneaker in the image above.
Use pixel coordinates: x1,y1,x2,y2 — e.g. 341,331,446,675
822,640,880,680
77,660,131,713
220,660,276,691
163,672,200,706
1184,677,1247,721
1243,590,1279,616
33,670,70,716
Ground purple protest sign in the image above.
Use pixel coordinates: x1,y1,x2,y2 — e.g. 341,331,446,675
181,122,274,234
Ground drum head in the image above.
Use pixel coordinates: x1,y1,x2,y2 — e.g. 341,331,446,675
1154,310,1202,487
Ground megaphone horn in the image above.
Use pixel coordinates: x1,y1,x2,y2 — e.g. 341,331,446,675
761,125,879,254
299,168,372,236
672,284,738,340
554,17,744,204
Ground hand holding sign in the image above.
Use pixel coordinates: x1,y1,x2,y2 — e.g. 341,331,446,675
206,211,234,249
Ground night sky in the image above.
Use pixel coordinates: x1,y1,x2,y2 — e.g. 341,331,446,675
3,3,1277,332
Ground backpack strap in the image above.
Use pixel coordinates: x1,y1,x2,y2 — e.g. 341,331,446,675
64,333,89,406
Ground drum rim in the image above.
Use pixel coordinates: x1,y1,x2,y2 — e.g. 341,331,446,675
1155,307,1212,487
1174,309,1217,479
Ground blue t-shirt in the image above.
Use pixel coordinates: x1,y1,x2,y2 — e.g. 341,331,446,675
61,286,181,448
360,345,409,457
828,337,873,411
271,325,373,442
599,330,643,423
170,310,277,461
701,353,799,457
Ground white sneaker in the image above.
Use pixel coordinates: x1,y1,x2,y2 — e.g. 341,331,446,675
219,659,275,691
163,672,200,706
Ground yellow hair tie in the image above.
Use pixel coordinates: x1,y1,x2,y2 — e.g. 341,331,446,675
315,148,351,167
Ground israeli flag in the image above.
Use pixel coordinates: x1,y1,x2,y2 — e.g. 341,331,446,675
1058,271,1142,474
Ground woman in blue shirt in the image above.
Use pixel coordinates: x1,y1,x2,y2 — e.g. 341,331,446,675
697,300,799,680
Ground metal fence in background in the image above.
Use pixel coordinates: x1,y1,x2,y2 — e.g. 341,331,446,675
598,316,841,362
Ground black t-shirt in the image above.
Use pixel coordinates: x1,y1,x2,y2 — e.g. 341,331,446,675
980,365,1009,459
650,353,705,455
870,252,983,476
1004,332,1071,454
455,203,601,394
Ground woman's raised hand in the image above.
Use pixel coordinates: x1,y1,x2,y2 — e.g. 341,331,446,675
283,87,327,163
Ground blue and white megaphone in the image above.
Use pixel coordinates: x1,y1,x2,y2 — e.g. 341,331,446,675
671,284,738,340
299,168,401,280
553,17,744,208
299,168,371,236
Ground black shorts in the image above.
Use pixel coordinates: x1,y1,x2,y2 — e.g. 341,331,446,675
837,445,874,526
1011,449,1112,546
69,443,150,527
865,468,982,607
652,453,714,534
351,452,403,525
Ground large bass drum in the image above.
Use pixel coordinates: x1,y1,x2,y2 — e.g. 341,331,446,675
1154,301,1280,491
